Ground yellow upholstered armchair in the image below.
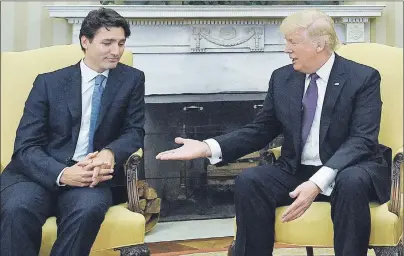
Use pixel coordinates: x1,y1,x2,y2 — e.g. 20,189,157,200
228,43,403,256
0,44,155,256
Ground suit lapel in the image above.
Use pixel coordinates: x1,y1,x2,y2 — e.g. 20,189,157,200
319,54,347,146
287,71,306,155
63,63,82,146
95,64,124,131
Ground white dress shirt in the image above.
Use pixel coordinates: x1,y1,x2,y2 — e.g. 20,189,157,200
205,53,337,196
56,60,109,185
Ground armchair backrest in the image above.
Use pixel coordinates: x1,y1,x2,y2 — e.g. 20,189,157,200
0,44,133,169
336,43,403,154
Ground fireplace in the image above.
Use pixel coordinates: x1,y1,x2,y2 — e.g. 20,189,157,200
143,93,283,221
47,3,383,221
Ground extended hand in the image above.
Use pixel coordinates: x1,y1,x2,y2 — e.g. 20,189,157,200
60,152,113,187
281,181,321,222
156,137,212,161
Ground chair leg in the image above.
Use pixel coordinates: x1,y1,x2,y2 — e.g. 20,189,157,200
227,240,236,256
118,244,150,256
306,246,314,256
373,243,404,256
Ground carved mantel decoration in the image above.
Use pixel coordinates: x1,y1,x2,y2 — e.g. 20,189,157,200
46,5,385,95
192,25,264,52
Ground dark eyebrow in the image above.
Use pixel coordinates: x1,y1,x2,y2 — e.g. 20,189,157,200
102,38,126,43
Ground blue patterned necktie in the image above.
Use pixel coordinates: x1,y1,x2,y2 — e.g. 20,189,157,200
301,73,319,147
87,74,106,153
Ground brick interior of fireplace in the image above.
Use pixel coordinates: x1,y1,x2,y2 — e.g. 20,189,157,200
143,98,283,222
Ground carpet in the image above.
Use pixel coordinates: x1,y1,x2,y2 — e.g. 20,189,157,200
180,248,377,256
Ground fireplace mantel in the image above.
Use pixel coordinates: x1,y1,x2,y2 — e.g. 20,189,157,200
46,4,384,19
46,4,384,96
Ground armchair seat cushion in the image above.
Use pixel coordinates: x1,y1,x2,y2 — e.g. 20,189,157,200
274,202,402,247
40,203,146,255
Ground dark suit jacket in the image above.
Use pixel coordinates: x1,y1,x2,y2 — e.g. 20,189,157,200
214,54,391,204
1,62,145,193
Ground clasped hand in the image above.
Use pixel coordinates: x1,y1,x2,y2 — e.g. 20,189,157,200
60,150,115,188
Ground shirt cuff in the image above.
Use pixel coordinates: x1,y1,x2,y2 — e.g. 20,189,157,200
203,139,223,164
56,167,68,186
309,166,337,196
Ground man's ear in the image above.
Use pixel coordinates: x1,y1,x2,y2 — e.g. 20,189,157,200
80,36,89,51
316,38,326,53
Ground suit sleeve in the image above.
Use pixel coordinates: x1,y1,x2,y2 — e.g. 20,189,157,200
104,71,145,168
214,73,283,163
325,69,382,170
12,74,67,191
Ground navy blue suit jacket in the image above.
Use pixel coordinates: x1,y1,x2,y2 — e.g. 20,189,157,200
214,54,391,204
1,62,145,192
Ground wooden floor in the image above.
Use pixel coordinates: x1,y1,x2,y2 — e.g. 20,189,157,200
147,237,378,256
147,237,295,256
148,237,232,256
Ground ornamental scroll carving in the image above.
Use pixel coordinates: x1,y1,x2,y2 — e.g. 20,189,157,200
191,26,264,53
345,23,365,43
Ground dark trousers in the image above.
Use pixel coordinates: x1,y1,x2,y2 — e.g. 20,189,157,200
1,181,112,256
234,164,377,256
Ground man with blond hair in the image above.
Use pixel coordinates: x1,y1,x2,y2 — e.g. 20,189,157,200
156,9,391,256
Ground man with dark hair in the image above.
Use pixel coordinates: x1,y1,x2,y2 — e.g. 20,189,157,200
79,7,132,52
0,7,145,255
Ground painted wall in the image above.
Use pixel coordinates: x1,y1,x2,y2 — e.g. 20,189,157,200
346,0,403,47
1,1,99,52
1,0,402,52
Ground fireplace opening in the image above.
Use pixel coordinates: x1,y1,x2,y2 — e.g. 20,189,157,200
143,94,283,222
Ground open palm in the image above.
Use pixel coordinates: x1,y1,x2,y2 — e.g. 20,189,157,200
156,137,211,161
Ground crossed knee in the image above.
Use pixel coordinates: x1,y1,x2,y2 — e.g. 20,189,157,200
72,202,109,222
235,167,260,193
2,199,48,231
334,167,372,195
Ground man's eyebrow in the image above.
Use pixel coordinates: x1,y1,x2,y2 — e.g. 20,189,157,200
102,38,126,42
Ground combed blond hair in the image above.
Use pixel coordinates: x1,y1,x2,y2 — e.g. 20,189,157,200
280,9,339,51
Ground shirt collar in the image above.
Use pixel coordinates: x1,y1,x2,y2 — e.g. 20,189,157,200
306,52,335,83
80,59,109,83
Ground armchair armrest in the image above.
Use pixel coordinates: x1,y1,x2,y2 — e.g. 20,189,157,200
269,146,281,160
389,147,403,216
262,146,281,165
124,148,143,213
124,149,160,233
